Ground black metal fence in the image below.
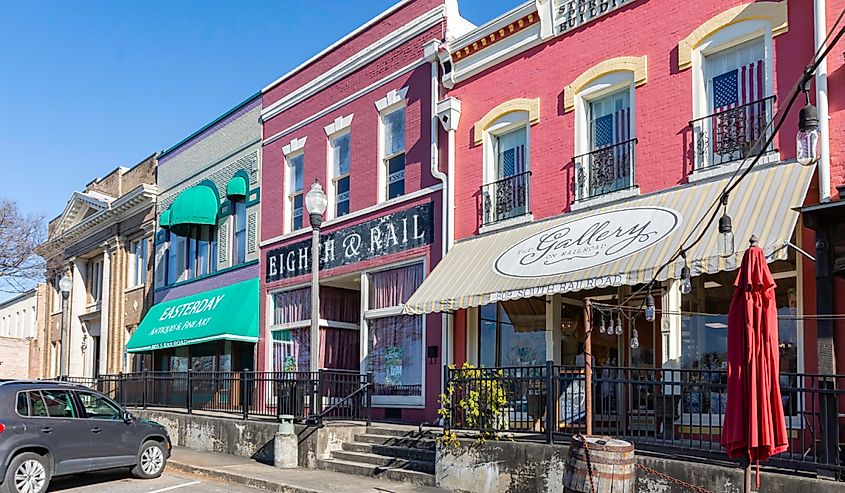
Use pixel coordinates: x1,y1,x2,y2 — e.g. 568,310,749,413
574,138,637,201
690,95,776,169
63,369,372,425
444,364,845,478
480,171,531,226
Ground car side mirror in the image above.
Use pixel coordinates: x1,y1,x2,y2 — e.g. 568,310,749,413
122,411,134,424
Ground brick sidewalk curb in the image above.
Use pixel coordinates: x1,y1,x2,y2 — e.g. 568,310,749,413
166,460,321,493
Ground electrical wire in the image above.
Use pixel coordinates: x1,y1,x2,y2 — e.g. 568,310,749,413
589,300,845,321
605,10,845,312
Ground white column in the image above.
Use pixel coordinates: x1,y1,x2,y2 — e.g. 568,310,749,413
99,244,112,376
68,259,87,377
546,294,562,364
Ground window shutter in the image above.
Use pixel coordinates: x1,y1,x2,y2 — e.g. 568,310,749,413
246,210,258,260
218,217,230,269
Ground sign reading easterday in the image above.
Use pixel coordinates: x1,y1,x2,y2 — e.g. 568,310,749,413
494,207,681,278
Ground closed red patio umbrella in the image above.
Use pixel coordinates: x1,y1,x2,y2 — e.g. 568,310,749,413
721,239,789,491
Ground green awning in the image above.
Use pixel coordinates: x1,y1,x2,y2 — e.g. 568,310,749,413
226,175,247,199
169,185,219,236
127,278,258,353
159,209,172,229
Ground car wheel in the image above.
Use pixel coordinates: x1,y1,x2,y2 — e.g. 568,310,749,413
2,452,51,493
131,441,166,479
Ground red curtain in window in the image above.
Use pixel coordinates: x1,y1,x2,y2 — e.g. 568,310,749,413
368,264,424,309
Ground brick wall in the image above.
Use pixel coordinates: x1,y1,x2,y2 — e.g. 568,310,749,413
0,336,31,379
446,0,814,239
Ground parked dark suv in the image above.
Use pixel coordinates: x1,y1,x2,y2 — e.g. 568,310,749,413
0,380,171,493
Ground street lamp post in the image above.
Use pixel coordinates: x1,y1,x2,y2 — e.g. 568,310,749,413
58,273,73,379
305,181,328,373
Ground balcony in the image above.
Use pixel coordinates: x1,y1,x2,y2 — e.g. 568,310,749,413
690,95,776,172
481,171,531,227
574,138,637,202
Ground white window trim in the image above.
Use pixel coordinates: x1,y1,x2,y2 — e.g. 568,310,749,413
127,238,147,289
323,114,354,136
326,129,351,221
482,111,531,186
571,71,639,210
376,88,409,203
283,149,305,234
690,20,776,175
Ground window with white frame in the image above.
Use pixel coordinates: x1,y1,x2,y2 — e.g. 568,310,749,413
382,107,406,200
330,132,351,218
86,257,103,304
231,198,247,265
573,71,637,202
128,237,147,288
692,27,774,171
364,263,425,405
482,113,530,225
287,153,305,231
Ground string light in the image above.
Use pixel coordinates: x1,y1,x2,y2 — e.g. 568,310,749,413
644,293,656,322
614,311,623,336
599,312,607,334
680,251,692,295
797,75,821,166
717,194,734,259
630,328,640,349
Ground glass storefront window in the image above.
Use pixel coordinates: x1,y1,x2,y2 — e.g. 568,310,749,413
478,298,546,367
366,263,424,402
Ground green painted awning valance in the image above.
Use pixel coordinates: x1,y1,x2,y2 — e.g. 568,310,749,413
159,209,172,229
126,278,259,353
169,185,219,235
226,175,248,199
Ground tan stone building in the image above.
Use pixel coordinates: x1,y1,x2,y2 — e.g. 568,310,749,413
36,154,157,377
0,284,49,379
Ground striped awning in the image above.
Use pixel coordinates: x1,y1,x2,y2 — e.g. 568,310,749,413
404,162,814,315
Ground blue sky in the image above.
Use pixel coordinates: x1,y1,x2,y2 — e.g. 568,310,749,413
0,0,516,223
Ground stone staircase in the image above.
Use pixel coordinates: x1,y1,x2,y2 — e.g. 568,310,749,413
316,425,438,487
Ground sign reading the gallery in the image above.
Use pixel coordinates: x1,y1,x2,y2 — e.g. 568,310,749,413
554,0,633,34
266,202,434,282
494,207,680,278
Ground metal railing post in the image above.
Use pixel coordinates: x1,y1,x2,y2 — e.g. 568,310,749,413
242,369,250,420
545,360,554,444
142,371,147,409
118,372,124,404
186,370,193,414
366,371,373,426
316,369,325,425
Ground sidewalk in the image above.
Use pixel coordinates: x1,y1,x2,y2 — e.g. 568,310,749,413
167,447,447,493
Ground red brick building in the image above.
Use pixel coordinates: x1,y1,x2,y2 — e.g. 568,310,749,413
258,0,472,421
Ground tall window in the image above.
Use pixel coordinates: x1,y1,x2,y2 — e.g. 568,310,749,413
478,299,546,367
382,107,406,200
495,127,527,180
580,88,634,197
695,38,771,168
288,154,304,231
483,124,529,225
331,133,351,217
128,238,147,288
366,263,424,405
52,274,62,309
231,199,246,265
165,231,185,285
86,258,103,304
165,227,216,285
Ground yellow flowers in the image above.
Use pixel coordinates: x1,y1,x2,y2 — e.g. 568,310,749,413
437,363,509,448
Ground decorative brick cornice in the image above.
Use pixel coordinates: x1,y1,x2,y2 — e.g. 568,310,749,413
564,56,648,112
452,11,539,62
678,1,788,70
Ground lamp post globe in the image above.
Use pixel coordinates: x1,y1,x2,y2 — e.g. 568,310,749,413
59,274,72,295
305,181,328,229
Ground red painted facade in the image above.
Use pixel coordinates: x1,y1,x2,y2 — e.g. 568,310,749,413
258,0,449,421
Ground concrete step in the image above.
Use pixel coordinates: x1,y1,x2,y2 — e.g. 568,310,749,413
341,441,436,462
317,458,436,487
366,426,439,438
330,450,435,474
353,434,437,450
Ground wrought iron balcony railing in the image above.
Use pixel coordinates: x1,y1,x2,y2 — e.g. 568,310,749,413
574,138,637,201
690,95,776,171
481,171,531,226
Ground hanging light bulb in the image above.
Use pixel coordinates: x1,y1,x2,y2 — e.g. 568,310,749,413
680,265,692,295
796,93,820,166
599,312,606,334
614,311,623,335
717,194,734,259
644,293,655,322
630,329,640,349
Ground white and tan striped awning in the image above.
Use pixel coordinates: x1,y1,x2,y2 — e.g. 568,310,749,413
405,162,814,314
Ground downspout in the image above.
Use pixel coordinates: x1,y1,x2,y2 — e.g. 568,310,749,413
814,0,831,202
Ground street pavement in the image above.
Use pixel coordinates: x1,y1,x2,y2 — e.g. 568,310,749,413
47,469,263,493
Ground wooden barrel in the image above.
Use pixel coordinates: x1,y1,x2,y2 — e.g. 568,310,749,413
563,435,636,493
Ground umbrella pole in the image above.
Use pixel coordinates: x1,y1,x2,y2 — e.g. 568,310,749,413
743,454,752,493
584,299,593,436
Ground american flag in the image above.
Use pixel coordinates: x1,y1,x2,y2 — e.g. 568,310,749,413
593,103,631,183
500,144,526,177
711,60,765,156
